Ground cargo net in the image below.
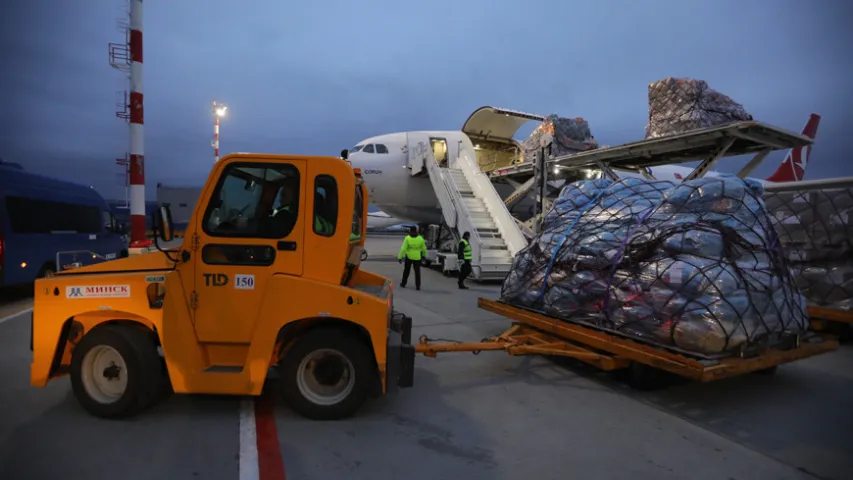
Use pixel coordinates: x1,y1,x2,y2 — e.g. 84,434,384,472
521,115,599,163
645,77,753,139
764,183,853,311
501,176,809,357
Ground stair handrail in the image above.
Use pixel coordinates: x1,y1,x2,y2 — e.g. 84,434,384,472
456,137,527,257
422,148,482,272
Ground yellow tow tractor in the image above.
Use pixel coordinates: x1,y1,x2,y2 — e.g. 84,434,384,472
30,153,415,420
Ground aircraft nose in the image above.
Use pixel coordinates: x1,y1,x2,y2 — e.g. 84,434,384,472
347,152,365,169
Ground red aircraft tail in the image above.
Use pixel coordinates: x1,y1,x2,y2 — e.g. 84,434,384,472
765,113,821,183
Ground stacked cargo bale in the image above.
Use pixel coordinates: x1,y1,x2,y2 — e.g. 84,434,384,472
645,77,753,139
521,115,599,163
500,176,809,356
764,186,853,311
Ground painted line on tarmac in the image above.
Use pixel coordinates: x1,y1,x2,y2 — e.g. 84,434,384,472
239,396,286,480
0,307,33,325
239,399,260,480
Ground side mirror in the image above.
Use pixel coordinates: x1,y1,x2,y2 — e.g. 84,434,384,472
154,205,174,242
340,149,349,160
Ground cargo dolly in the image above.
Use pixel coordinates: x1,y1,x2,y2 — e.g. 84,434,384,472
807,306,853,340
414,298,839,389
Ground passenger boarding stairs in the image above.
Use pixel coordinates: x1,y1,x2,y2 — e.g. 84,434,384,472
407,133,527,280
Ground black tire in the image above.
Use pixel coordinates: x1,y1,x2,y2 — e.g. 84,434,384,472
279,328,375,420
826,321,853,342
70,324,164,419
626,362,665,391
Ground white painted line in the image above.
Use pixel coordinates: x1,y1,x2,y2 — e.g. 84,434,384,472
239,398,260,480
0,307,33,325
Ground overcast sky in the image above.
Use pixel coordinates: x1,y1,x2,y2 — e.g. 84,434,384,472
1,0,851,202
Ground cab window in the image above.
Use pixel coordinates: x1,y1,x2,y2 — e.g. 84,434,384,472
375,144,389,154
351,184,364,240
313,175,338,237
362,144,375,153
202,163,300,239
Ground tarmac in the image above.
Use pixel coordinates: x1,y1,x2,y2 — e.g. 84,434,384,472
0,234,851,479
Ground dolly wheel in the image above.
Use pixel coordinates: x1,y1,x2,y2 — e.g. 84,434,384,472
626,362,665,391
70,324,164,419
280,329,375,420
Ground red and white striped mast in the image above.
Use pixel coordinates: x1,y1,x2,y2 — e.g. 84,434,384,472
212,102,227,163
127,0,146,248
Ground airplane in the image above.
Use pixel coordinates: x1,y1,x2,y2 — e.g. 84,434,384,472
347,113,821,225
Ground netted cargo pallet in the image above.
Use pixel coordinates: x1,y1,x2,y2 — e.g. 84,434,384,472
763,177,853,333
499,175,810,357
645,77,753,139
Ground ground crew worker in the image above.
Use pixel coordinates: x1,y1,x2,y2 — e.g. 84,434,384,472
258,177,298,237
315,216,334,235
397,226,427,290
313,190,335,235
457,231,472,289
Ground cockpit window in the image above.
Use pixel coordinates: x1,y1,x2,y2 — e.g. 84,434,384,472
362,144,375,153
375,144,388,154
349,145,364,153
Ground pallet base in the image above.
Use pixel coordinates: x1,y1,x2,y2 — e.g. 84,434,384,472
414,298,840,384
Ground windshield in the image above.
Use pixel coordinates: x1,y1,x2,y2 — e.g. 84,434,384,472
349,145,364,154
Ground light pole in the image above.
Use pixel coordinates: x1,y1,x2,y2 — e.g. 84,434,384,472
212,101,227,163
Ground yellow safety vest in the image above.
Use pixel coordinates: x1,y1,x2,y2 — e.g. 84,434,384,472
398,235,427,261
460,239,472,260
314,216,334,235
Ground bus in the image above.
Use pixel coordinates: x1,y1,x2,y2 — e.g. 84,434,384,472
0,160,129,287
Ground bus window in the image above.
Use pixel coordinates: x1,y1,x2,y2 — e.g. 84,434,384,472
6,197,101,234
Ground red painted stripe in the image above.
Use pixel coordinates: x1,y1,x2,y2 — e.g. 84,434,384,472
129,29,143,63
130,215,148,244
129,92,144,125
254,395,286,480
129,154,145,184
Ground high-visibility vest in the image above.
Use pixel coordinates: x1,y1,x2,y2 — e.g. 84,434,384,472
398,235,427,261
460,239,472,260
314,216,334,235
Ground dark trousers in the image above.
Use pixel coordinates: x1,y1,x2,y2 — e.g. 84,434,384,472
402,257,421,288
458,260,472,286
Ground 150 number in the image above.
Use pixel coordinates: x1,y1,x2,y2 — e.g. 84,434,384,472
235,274,255,290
